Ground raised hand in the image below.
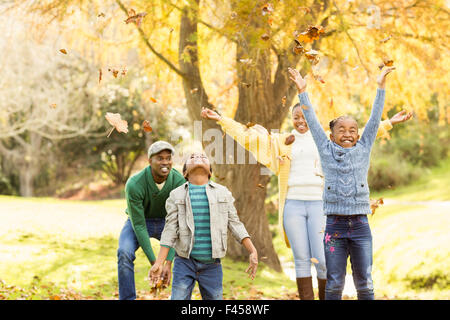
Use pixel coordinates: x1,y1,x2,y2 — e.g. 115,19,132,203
377,66,395,89
389,110,413,125
201,107,221,121
288,67,307,93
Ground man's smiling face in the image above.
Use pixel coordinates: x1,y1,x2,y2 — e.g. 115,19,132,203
330,118,360,148
149,149,173,181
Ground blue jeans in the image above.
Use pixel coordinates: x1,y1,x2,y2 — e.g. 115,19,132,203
324,215,374,300
171,255,223,300
283,200,327,279
117,218,165,300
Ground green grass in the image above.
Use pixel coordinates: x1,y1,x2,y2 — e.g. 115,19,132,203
1,158,449,300
371,158,450,201
0,196,296,300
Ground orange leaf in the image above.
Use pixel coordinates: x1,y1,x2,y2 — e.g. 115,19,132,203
305,50,320,65
49,103,57,109
295,25,324,44
142,120,152,132
281,95,287,107
293,41,305,55
310,258,319,264
98,68,102,84
301,105,309,110
150,97,157,103
59,49,67,54
370,198,384,215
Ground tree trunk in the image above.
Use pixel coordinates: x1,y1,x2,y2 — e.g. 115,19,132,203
177,1,305,271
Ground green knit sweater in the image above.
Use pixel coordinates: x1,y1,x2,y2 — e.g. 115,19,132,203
125,166,185,263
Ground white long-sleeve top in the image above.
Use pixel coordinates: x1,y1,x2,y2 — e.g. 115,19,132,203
286,129,324,201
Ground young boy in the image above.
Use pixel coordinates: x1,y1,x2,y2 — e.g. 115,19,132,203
288,66,395,300
150,152,258,300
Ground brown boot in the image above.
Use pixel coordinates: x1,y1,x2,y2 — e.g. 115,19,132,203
317,278,327,300
296,277,314,300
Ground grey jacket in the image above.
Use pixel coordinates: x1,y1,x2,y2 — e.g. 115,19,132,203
160,181,250,259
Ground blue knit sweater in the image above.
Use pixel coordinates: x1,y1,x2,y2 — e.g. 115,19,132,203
298,89,386,215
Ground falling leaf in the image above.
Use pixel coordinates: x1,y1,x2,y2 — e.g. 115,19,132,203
267,18,273,26
245,122,256,128
190,87,199,94
59,49,67,54
121,68,127,76
380,35,392,43
98,12,105,18
281,95,287,107
370,198,384,215
313,73,325,83
383,58,394,67
293,41,305,55
310,258,319,264
108,68,119,78
150,97,157,103
298,6,311,13
125,10,147,27
142,120,152,132
305,50,320,65
301,105,309,110
241,82,251,88
257,184,264,188
284,134,295,145
295,25,324,44
105,112,128,137
49,103,57,109
98,68,102,84
261,3,274,16
261,33,270,41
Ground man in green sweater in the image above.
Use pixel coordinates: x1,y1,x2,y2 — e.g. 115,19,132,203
117,141,186,300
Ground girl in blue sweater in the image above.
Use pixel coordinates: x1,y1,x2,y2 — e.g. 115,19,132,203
288,66,395,300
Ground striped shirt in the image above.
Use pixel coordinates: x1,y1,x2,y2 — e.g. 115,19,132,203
188,183,214,264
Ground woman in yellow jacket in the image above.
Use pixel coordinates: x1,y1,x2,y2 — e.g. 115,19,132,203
201,105,411,299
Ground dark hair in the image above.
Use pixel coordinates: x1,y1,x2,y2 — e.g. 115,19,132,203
292,103,301,114
182,154,213,180
329,115,357,132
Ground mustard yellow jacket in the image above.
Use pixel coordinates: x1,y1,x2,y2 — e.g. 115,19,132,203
217,117,393,248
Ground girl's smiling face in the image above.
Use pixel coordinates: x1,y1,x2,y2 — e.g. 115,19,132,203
330,118,360,148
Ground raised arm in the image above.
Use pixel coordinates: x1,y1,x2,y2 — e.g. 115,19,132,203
201,108,276,173
288,67,328,148
360,67,395,147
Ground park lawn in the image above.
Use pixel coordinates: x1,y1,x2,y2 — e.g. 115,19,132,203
0,196,296,300
371,158,450,201
1,156,449,301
